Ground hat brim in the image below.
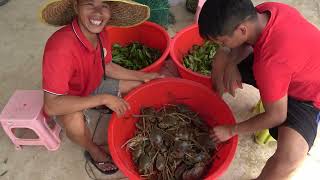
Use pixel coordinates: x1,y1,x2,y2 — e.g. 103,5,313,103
107,0,150,27
40,0,150,27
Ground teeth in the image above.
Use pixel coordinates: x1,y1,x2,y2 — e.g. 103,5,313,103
90,19,102,26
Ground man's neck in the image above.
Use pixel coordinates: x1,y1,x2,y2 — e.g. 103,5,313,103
86,33,98,48
250,12,270,45
78,20,98,48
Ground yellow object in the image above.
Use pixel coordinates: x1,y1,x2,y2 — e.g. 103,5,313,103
39,0,150,27
252,99,264,114
253,100,276,145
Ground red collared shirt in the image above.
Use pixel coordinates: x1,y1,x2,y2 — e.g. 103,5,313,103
253,2,320,108
42,18,112,96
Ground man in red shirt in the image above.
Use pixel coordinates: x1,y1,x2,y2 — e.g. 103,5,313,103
199,0,320,179
41,0,163,174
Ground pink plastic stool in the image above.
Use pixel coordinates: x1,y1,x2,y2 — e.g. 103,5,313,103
0,90,61,151
194,0,207,23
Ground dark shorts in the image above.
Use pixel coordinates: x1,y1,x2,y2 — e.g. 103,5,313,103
238,53,320,149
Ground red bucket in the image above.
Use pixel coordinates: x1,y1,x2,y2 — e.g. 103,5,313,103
108,78,238,180
105,21,170,72
170,24,213,88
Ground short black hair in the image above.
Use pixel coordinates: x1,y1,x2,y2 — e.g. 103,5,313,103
198,0,257,39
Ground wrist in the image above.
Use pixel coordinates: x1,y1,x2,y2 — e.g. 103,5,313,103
99,94,111,105
135,71,146,82
226,54,238,66
231,124,238,136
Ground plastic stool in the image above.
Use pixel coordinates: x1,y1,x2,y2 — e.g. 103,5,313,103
0,90,61,151
194,0,206,23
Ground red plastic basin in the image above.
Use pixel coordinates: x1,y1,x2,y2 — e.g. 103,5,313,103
170,24,213,88
108,78,238,180
105,21,170,72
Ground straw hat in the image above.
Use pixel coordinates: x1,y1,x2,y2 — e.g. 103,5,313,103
40,0,150,27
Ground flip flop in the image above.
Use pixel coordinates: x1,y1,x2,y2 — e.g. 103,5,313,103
84,151,119,175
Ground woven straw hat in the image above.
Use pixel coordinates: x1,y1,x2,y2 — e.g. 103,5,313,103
40,0,150,27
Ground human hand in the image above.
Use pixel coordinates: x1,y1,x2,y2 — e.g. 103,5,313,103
103,95,130,117
223,62,243,97
211,47,243,97
210,125,237,143
211,48,231,96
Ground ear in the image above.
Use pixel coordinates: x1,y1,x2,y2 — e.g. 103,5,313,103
237,24,247,36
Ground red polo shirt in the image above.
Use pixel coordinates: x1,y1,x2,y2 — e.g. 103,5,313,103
42,18,112,96
253,2,320,108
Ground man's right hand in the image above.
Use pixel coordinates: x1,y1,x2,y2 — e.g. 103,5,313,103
103,95,130,117
211,47,231,96
211,47,243,97
223,62,243,97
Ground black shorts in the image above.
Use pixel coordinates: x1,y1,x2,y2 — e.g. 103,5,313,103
238,53,320,149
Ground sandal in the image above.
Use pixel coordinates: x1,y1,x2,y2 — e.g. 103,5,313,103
84,151,119,175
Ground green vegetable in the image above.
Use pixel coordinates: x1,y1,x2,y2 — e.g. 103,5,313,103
112,42,162,70
183,41,219,76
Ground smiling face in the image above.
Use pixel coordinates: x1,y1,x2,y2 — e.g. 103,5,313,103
74,0,111,36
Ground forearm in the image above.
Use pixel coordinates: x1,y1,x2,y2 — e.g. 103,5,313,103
211,45,252,69
212,97,288,142
44,94,108,116
232,44,253,64
235,112,285,135
227,44,253,65
105,62,144,81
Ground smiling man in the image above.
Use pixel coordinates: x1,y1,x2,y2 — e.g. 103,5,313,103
41,0,163,175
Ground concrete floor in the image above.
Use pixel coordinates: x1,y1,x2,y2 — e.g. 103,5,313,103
0,0,320,179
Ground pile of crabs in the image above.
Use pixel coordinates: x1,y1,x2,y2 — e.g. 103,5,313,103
123,104,217,180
